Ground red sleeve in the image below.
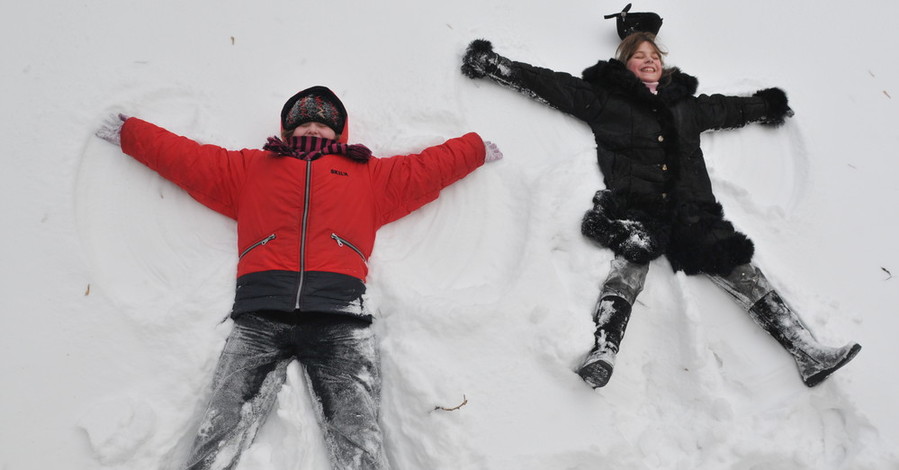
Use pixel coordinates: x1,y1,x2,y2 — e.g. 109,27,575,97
367,132,486,225
120,118,256,219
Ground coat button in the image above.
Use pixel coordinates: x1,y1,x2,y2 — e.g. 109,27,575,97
661,164,668,171
657,135,665,142
661,193,668,199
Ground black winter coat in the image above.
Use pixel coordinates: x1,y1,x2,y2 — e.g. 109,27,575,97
486,55,791,276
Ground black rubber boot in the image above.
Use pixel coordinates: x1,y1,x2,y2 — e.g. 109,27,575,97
749,291,861,387
577,296,633,388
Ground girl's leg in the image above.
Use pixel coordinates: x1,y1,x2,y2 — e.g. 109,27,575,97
578,256,649,388
709,264,861,387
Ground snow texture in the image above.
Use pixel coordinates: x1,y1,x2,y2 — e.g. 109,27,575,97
2,0,899,469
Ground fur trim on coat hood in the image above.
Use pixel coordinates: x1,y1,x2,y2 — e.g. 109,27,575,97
582,59,698,105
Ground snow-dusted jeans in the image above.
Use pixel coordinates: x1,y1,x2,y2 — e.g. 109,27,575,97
184,311,387,470
599,255,649,305
707,263,774,311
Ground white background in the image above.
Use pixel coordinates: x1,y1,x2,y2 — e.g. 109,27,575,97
2,0,897,468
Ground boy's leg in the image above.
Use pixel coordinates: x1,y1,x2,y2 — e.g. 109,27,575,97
184,313,292,470
297,315,388,470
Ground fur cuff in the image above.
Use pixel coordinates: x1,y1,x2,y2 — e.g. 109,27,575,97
462,39,495,79
753,87,793,127
467,39,493,53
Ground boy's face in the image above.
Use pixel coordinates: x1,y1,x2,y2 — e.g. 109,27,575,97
291,121,337,140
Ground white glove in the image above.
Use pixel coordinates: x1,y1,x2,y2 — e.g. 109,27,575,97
484,140,503,163
95,113,129,146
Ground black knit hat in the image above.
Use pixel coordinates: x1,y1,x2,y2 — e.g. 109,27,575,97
604,3,663,40
280,86,347,136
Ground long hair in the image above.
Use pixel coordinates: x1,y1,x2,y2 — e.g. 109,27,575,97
615,32,674,84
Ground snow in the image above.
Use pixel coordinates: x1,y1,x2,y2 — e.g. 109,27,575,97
2,0,898,468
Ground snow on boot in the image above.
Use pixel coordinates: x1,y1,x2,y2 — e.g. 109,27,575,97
578,296,632,388
748,291,862,387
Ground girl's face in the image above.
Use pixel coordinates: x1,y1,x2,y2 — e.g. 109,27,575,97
626,41,663,83
291,121,337,140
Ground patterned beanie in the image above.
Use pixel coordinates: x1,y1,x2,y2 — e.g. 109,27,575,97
280,86,347,136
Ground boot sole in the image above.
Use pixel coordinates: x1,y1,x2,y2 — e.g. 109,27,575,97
803,343,862,387
577,360,613,389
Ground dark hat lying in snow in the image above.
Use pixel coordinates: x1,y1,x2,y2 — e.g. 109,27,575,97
604,3,663,40
280,86,347,136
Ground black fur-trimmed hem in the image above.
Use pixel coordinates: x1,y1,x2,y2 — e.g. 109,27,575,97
668,231,754,276
582,191,755,276
581,190,668,265
667,202,755,276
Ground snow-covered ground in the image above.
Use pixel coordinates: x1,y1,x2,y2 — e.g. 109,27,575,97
2,0,898,468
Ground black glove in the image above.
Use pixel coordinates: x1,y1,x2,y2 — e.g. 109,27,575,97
461,39,509,79
753,88,794,126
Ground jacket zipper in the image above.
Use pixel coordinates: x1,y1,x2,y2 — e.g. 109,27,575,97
331,233,368,263
295,161,313,309
239,233,276,259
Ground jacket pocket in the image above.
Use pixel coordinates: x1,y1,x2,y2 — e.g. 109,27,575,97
330,233,367,263
239,233,277,259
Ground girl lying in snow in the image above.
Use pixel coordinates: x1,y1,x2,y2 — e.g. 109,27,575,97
460,6,860,389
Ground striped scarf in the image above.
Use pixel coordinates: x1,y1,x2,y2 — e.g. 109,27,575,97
263,136,372,162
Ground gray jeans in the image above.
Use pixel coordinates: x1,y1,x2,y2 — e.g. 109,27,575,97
184,312,387,470
599,256,649,306
707,263,774,311
599,259,773,312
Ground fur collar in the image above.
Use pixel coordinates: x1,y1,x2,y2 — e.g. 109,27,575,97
581,59,698,106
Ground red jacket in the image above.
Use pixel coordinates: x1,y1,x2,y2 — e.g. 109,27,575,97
120,118,486,318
